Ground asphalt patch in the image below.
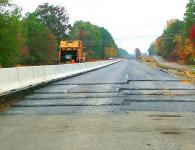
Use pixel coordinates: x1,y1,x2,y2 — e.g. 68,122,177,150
149,114,182,118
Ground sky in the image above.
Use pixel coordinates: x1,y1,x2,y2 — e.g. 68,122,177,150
12,0,189,54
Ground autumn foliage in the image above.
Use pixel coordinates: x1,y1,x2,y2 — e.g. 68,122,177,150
104,47,118,58
189,25,195,41
155,22,195,64
70,21,118,60
0,1,118,67
148,0,195,64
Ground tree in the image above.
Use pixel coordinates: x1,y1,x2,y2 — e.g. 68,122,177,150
183,0,195,64
184,0,195,36
100,27,118,58
135,48,142,58
0,0,23,67
35,3,70,42
22,13,57,65
0,0,9,11
118,48,131,59
152,1,195,64
0,0,22,17
0,14,22,67
0,0,9,7
156,20,184,60
70,21,118,59
70,21,101,59
104,47,118,58
148,42,158,55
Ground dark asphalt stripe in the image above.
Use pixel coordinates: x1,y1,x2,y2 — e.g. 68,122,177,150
128,80,190,82
51,82,127,85
119,88,195,91
12,100,195,107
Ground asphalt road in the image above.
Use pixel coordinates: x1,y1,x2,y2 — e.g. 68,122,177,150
2,60,195,115
1,60,195,150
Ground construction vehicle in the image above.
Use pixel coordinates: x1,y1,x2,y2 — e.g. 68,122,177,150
59,40,85,63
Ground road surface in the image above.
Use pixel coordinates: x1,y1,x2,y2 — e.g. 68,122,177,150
1,60,195,150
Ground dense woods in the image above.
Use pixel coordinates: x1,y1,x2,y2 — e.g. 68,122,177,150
148,0,195,64
0,1,118,67
69,21,118,60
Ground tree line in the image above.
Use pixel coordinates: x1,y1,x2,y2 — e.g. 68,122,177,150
0,0,118,67
148,0,195,64
69,21,118,60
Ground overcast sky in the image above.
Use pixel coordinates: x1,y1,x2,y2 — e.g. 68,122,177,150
12,0,188,54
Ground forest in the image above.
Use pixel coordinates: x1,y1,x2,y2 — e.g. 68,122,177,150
148,0,195,65
0,0,118,67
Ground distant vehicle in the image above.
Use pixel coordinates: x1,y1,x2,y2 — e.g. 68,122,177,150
108,57,114,60
59,40,85,63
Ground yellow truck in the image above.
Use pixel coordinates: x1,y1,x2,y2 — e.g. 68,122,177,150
59,40,85,63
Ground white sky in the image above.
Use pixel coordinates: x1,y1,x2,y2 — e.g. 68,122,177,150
12,0,188,54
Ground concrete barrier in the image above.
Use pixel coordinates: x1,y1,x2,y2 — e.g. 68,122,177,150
32,66,46,84
0,68,20,95
17,66,35,88
0,60,122,96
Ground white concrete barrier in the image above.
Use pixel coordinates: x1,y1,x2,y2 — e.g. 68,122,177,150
0,68,20,94
17,66,35,88
31,66,46,84
0,59,122,96
44,65,57,81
